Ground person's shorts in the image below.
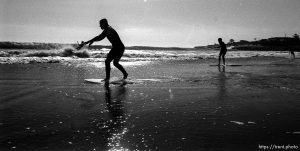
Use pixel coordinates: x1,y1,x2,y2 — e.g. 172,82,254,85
219,50,227,56
106,46,125,62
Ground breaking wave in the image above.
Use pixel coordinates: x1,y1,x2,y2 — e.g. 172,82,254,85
0,47,293,64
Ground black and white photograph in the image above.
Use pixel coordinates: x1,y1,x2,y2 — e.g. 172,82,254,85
0,0,300,150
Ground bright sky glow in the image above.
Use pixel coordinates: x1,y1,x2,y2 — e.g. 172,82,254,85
1,0,300,47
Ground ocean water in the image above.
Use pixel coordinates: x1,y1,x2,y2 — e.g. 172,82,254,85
0,48,295,64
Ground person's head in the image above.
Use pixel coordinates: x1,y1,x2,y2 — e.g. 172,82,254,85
99,18,109,29
218,38,222,43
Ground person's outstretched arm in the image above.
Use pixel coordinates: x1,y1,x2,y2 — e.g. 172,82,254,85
85,30,107,46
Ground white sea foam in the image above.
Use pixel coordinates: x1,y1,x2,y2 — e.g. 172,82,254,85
0,48,296,64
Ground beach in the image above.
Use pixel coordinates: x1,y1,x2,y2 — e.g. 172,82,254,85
0,55,300,150
2,0,300,149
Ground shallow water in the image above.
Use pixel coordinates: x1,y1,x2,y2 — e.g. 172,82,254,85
0,58,300,150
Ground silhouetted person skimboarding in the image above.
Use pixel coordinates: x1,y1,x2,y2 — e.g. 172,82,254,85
79,18,128,83
218,38,227,66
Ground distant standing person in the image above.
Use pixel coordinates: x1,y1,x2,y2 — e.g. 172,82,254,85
218,38,227,66
80,18,128,82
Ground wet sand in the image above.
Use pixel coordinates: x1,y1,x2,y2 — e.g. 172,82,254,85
0,57,300,151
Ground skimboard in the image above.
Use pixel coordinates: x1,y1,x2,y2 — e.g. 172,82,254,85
227,64,243,67
84,78,134,85
209,64,243,67
209,64,226,66
84,78,166,85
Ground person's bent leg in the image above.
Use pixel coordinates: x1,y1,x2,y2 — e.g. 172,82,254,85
105,53,114,81
113,47,128,79
105,60,111,81
222,54,226,65
113,60,128,79
292,52,295,59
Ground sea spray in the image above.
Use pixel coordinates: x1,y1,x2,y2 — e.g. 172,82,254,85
74,50,90,58
62,46,90,58
62,47,74,57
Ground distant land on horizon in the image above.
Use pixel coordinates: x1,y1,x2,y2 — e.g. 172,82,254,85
0,41,192,51
0,35,299,51
196,35,300,51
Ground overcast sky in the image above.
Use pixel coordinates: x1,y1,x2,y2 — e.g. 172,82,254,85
1,0,300,47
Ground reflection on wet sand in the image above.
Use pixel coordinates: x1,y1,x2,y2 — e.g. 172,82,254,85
213,65,227,114
218,65,226,100
104,83,129,151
